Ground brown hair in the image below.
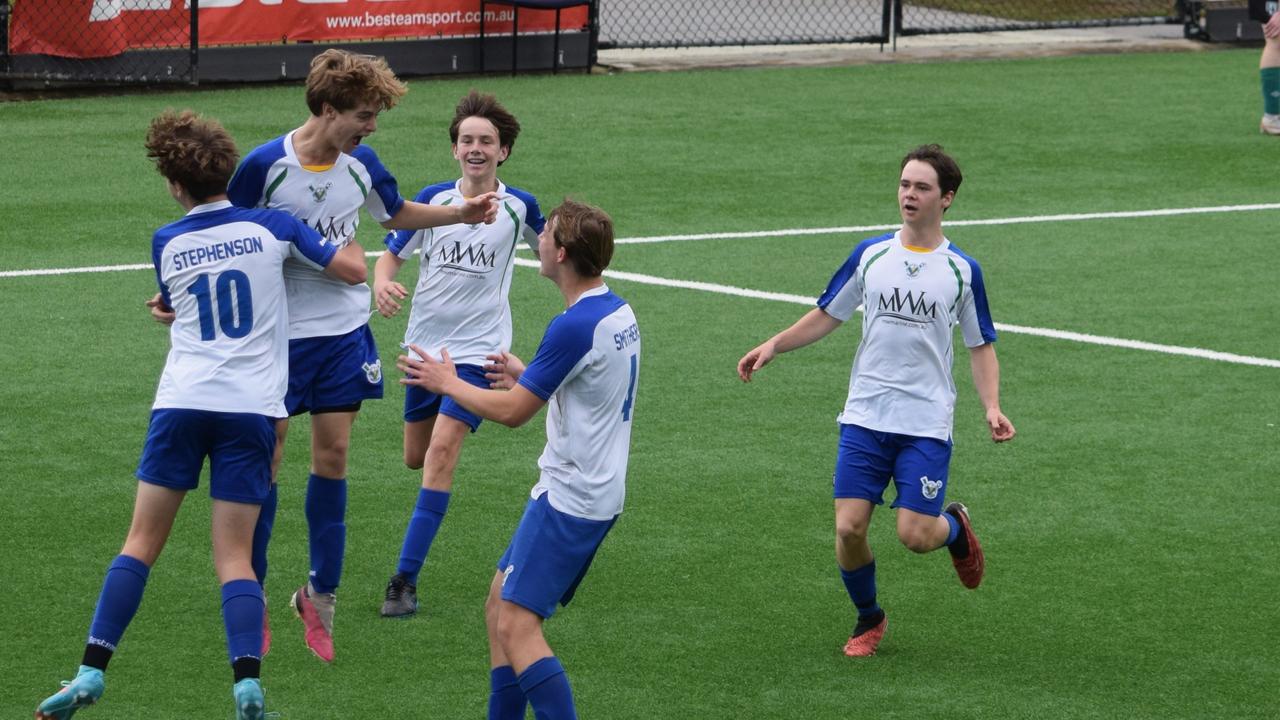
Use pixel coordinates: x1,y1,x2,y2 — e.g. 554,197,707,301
549,200,614,278
304,49,407,116
449,91,521,165
144,109,238,202
901,144,963,199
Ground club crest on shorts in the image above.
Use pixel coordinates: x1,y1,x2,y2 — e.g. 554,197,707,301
920,475,942,500
502,564,515,587
362,359,382,384
904,260,925,278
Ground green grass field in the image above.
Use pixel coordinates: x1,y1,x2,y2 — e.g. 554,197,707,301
2,47,1278,719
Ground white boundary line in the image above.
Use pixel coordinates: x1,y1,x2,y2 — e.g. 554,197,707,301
605,202,1280,245
513,259,1280,370
3,202,1278,369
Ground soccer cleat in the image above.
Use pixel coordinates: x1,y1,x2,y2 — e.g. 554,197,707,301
261,603,272,657
945,502,985,589
35,665,104,719
232,678,265,720
380,573,418,618
291,582,336,663
842,611,887,657
1262,115,1280,136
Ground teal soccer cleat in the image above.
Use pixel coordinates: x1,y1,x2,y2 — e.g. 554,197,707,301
35,665,104,719
233,678,265,720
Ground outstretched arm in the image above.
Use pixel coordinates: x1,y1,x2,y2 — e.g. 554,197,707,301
382,192,499,230
736,307,843,382
969,342,1015,442
399,345,544,427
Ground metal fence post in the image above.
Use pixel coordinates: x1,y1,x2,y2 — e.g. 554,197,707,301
1,0,12,82
190,0,199,85
588,0,599,68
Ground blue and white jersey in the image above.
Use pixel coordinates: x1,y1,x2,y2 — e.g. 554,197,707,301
386,179,544,366
228,130,405,339
151,200,336,417
517,285,640,521
818,231,997,441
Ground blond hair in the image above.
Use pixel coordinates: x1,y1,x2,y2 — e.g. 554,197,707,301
305,49,407,116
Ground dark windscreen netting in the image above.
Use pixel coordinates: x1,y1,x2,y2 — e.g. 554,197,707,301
599,0,1176,48
3,0,193,84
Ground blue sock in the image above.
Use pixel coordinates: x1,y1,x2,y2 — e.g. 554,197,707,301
86,555,151,654
943,512,960,546
517,656,577,720
221,579,265,663
839,561,881,619
395,488,451,585
488,665,527,720
251,483,278,585
306,474,347,594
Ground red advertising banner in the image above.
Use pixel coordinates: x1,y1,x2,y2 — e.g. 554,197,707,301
11,0,588,59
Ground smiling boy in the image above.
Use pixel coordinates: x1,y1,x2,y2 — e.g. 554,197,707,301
373,91,545,618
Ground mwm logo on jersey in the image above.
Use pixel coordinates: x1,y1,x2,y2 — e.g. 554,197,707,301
878,287,938,322
436,240,498,274
307,216,353,244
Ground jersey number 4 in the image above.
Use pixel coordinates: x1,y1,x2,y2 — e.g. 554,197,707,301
621,353,638,421
189,270,254,341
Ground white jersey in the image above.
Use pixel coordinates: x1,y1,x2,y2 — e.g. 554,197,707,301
386,179,544,366
517,285,640,521
228,130,405,339
818,231,997,441
151,201,336,417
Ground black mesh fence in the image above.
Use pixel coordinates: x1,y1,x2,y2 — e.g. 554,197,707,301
1,0,1185,86
599,0,1178,48
2,0,195,85
899,0,1176,35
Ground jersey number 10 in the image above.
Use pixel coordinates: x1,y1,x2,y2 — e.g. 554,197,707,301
189,270,254,341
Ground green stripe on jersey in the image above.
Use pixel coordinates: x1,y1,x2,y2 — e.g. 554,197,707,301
347,167,368,198
264,169,287,204
861,246,891,285
947,257,964,313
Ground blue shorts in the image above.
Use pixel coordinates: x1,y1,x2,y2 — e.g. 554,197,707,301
286,324,383,416
135,409,276,504
404,363,490,431
832,423,953,516
496,493,616,619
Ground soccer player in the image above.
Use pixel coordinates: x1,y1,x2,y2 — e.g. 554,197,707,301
224,49,498,662
1253,1,1280,134
34,110,366,720
396,200,638,720
736,145,1015,658
374,90,545,618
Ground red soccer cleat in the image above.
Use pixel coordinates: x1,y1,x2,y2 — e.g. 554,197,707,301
842,612,887,657
946,502,985,589
291,583,335,663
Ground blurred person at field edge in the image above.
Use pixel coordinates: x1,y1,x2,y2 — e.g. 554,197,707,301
1254,0,1280,134
735,144,1015,658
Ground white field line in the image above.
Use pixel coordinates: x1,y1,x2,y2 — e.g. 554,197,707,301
602,202,1280,245
3,202,1278,368
511,259,1280,370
